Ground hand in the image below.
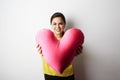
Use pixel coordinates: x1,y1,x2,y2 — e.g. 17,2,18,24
36,44,43,56
75,45,83,56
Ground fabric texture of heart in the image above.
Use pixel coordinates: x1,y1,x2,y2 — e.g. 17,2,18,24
36,28,84,74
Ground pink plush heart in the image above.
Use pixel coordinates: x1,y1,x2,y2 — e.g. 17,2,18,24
36,28,84,74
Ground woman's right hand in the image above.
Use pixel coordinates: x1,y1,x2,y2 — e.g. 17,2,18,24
36,44,43,56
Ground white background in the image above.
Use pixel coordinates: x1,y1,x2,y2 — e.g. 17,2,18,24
0,0,120,80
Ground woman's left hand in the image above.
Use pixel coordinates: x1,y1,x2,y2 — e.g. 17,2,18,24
75,46,83,56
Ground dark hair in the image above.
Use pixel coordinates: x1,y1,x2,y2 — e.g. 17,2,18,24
50,12,66,25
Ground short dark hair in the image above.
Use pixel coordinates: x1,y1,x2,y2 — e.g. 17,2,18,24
50,12,66,24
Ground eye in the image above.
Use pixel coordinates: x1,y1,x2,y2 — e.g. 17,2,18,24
59,23,63,25
53,23,56,25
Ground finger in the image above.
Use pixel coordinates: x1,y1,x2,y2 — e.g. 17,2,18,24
38,47,42,54
77,49,81,54
37,45,42,51
78,48,81,52
76,48,83,56
79,46,83,52
39,50,43,56
75,49,80,56
79,46,83,49
36,44,39,48
40,49,42,54
38,47,42,52
79,48,82,53
79,46,83,50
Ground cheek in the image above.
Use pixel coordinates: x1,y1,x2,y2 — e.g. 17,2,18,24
51,25,65,31
60,25,65,30
52,26,57,32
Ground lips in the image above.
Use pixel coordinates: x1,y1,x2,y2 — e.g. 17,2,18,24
55,29,61,33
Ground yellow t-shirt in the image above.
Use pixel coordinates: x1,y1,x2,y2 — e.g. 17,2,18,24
41,35,74,77
42,57,74,77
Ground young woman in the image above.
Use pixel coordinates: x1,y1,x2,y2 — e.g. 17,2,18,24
36,12,83,80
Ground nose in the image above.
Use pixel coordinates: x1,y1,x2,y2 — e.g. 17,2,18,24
56,24,60,28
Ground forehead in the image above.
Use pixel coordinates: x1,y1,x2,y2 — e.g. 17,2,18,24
51,17,64,23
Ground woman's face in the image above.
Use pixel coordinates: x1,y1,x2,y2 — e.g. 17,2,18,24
51,17,65,36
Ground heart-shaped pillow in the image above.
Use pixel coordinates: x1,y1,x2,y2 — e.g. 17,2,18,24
36,28,84,74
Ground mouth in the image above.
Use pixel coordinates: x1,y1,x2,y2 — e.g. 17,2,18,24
56,29,61,32
55,30,62,35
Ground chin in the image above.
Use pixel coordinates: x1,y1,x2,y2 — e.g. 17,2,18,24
56,31,62,35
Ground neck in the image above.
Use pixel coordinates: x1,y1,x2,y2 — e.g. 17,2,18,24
55,34,62,39
54,32,64,40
